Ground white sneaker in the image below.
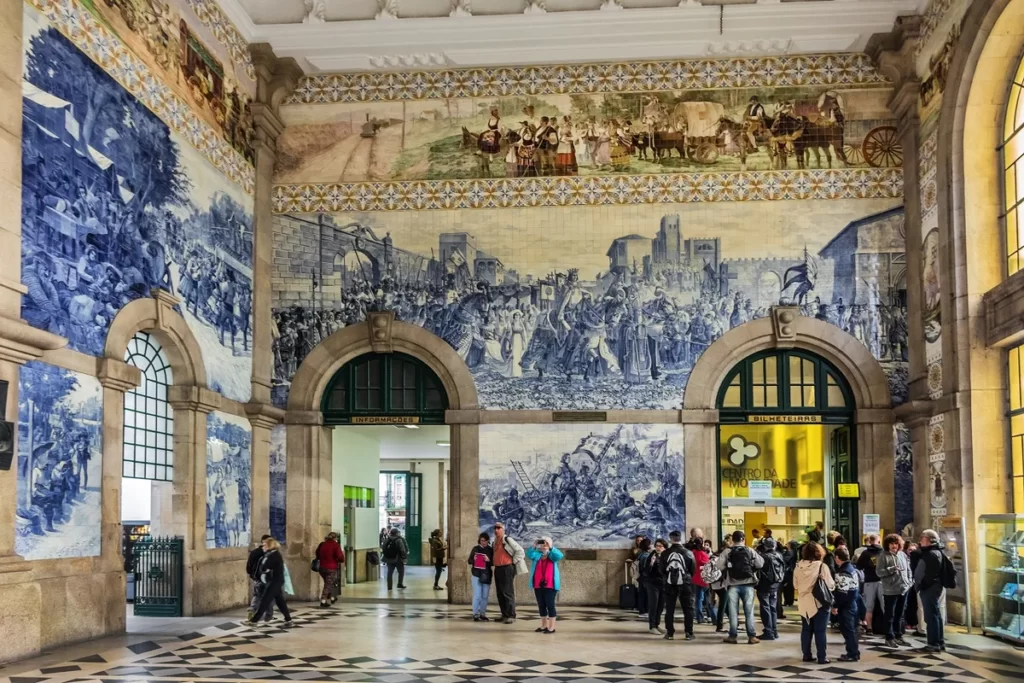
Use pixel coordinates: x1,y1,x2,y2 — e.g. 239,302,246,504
650,627,665,635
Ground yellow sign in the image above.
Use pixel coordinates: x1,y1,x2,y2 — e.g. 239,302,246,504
747,415,822,424
837,483,861,499
350,416,421,425
719,423,825,500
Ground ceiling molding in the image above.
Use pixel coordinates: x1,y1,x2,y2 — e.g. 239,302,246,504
225,0,921,72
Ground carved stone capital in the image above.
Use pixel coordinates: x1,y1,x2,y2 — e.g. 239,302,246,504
151,288,181,333
98,357,142,393
245,401,286,430
866,14,922,95
0,314,67,365
284,410,323,426
893,398,934,428
250,44,305,112
770,306,800,348
168,385,222,414
367,311,396,353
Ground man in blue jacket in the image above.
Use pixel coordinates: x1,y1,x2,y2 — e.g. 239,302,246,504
832,547,861,662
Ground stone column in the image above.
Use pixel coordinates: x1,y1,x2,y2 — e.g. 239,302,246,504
447,421,478,604
682,410,719,543
246,403,285,539
167,385,221,616
247,45,303,406
284,412,332,600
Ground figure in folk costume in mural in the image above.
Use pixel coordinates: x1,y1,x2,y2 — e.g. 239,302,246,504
516,127,539,177
478,107,503,173
610,119,632,170
537,116,558,176
554,116,578,176
744,96,769,150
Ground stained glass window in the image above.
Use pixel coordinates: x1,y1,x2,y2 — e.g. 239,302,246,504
123,332,174,482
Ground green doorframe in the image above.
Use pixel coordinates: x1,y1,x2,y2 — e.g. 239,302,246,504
715,349,859,544
380,470,423,565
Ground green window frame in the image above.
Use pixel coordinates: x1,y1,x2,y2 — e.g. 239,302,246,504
123,332,174,481
321,352,448,425
716,350,854,420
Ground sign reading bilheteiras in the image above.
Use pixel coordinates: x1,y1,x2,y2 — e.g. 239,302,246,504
351,416,420,425
552,411,608,423
747,415,822,424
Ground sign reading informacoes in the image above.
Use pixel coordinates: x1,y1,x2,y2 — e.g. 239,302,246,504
350,416,421,424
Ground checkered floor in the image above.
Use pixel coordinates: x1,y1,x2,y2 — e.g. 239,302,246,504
3,604,1024,683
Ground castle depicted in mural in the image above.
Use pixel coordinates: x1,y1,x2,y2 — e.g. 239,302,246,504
14,361,103,561
20,10,255,403
479,423,685,548
271,201,908,410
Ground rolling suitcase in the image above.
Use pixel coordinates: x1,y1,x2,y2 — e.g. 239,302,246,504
618,561,637,609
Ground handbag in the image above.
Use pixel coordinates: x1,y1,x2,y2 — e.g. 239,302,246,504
811,565,834,609
311,542,323,572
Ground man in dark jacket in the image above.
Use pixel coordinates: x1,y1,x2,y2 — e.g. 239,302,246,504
755,537,785,640
832,547,861,662
914,529,947,652
660,531,697,640
246,535,272,622
383,528,410,590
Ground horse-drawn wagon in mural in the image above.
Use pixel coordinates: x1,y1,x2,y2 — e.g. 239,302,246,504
639,98,728,164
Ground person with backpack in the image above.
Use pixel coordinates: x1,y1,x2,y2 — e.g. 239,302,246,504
314,532,345,608
915,529,953,652
468,532,494,621
429,529,447,591
660,531,697,641
710,538,732,632
756,537,785,640
794,541,834,664
691,537,716,625
644,538,668,635
246,534,273,623
831,546,861,662
382,527,409,591
492,522,528,624
876,533,913,649
714,530,765,644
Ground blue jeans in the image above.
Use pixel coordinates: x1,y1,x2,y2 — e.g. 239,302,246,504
801,605,829,662
695,585,716,623
727,585,756,639
920,584,945,648
838,604,860,659
757,587,778,638
472,576,491,616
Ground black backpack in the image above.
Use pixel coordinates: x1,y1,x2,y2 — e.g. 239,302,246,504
727,546,755,581
761,552,784,585
382,537,400,561
940,553,958,589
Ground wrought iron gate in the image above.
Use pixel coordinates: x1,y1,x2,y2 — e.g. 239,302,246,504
133,536,184,617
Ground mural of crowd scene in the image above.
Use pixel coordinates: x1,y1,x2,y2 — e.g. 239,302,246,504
75,0,255,160
14,361,103,561
276,85,899,184
205,412,252,549
269,424,286,543
478,423,685,548
271,200,908,410
20,8,255,403
894,422,914,534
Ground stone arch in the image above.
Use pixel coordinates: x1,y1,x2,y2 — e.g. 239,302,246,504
288,319,478,412
104,295,207,387
683,312,892,411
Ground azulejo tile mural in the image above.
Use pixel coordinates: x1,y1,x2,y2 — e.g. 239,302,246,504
478,423,685,549
21,5,255,402
287,54,890,105
26,0,254,191
15,361,103,561
278,83,900,184
206,412,252,549
272,169,904,213
269,424,286,543
271,200,909,410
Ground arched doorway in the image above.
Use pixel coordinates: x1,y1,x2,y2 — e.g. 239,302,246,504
716,349,859,545
322,351,451,601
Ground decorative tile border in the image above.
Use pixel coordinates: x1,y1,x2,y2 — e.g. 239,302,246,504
271,168,904,213
28,0,255,194
184,0,257,83
917,0,958,56
287,53,890,105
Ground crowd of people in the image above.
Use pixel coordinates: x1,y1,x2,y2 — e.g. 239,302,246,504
20,432,94,537
623,525,956,660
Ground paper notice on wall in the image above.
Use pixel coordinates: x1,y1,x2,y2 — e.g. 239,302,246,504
748,480,772,500
862,514,881,535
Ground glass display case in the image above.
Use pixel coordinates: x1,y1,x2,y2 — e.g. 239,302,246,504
979,514,1024,643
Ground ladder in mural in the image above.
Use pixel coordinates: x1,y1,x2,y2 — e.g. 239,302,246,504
510,460,538,494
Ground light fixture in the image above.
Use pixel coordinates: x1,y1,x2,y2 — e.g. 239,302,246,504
436,440,450,447
393,424,419,429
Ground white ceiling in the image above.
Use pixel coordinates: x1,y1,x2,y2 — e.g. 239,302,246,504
334,425,451,461
218,0,926,72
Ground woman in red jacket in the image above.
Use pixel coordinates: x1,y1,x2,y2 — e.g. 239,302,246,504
316,532,346,608
687,538,716,625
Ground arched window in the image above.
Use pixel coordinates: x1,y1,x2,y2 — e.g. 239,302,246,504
1003,54,1024,275
321,352,448,425
123,332,174,481
717,350,853,417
